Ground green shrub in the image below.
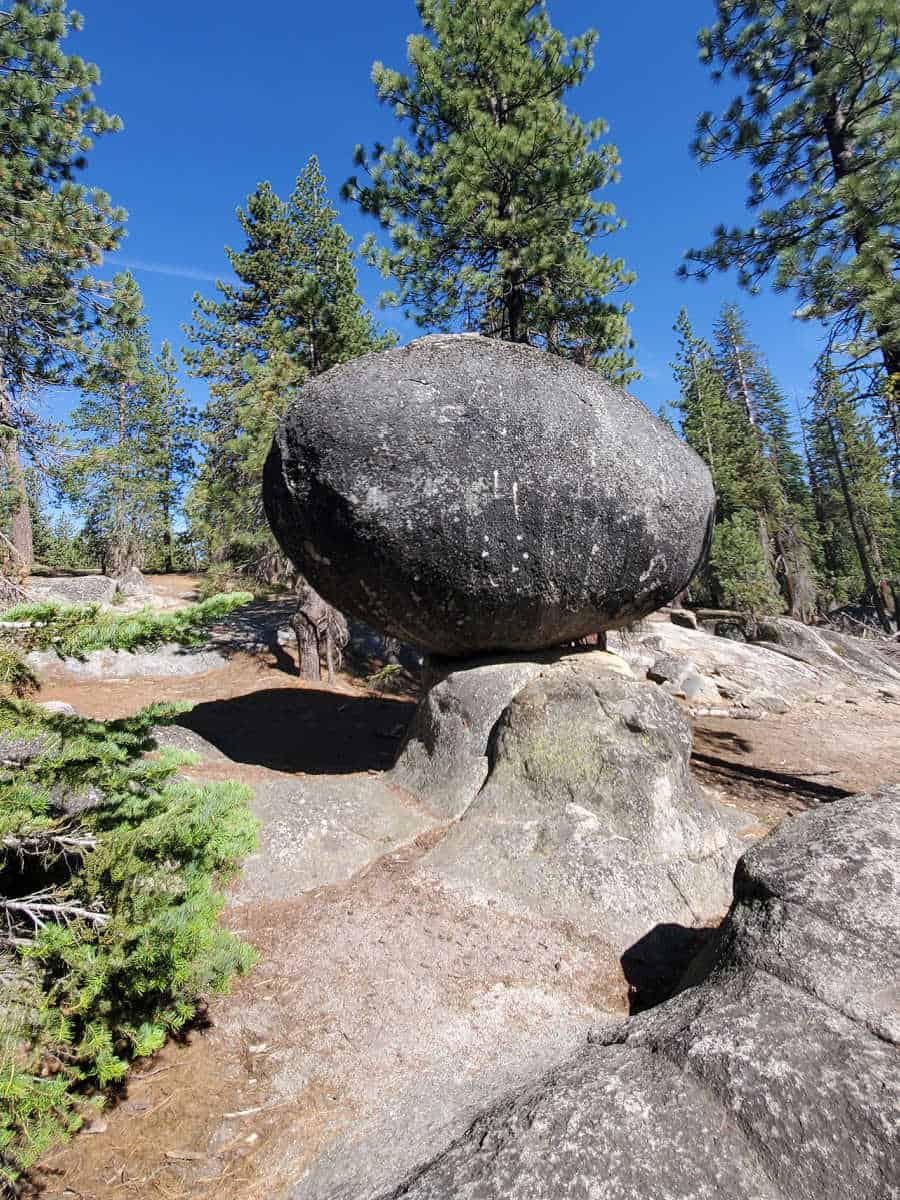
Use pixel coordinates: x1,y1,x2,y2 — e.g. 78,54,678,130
0,592,253,660
707,513,784,619
0,699,258,1190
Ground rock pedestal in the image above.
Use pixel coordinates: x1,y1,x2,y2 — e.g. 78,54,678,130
391,650,743,953
264,334,714,656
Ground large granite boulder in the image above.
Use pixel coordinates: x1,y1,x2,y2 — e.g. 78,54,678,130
376,787,900,1200
264,335,714,656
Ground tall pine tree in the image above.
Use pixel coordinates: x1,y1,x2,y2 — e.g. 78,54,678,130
682,0,899,454
0,0,123,568
671,308,782,616
62,272,158,574
185,158,391,580
713,303,818,617
345,0,636,379
143,341,196,572
805,360,898,631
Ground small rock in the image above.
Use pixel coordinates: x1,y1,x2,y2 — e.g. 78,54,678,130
38,700,77,717
647,654,696,688
711,618,748,642
115,566,150,599
669,609,698,630
679,674,721,703
745,690,790,715
640,635,666,652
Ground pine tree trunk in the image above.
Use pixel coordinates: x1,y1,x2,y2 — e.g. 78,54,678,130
0,373,33,572
824,413,894,633
107,383,140,576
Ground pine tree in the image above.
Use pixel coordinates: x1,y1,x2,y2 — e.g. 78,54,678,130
344,0,636,379
62,272,158,574
805,360,898,630
712,303,818,618
143,341,196,572
671,309,760,517
682,0,899,450
0,0,124,568
671,308,783,613
185,159,391,580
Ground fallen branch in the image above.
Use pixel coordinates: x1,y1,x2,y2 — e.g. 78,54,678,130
3,830,97,859
1,888,108,944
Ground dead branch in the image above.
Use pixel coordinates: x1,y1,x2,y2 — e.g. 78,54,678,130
1,888,108,945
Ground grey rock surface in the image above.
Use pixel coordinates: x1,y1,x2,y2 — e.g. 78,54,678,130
647,652,696,686
25,574,117,605
26,642,228,681
0,726,61,766
377,788,900,1200
421,665,743,953
669,608,699,629
114,566,150,598
608,611,900,708
388,649,634,819
237,775,438,902
264,334,714,655
388,657,545,819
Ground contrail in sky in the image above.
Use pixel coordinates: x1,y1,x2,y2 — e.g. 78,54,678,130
106,256,231,284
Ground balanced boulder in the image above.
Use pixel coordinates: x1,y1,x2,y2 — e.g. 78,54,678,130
264,334,714,656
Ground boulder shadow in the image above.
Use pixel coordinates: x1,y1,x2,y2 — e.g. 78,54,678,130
621,922,717,1015
179,687,416,775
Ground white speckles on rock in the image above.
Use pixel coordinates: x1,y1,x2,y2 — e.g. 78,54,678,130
264,335,714,656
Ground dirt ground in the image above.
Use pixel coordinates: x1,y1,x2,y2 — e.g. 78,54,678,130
24,576,900,1199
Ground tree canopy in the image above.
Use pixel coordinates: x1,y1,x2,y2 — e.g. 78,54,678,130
345,0,636,379
683,0,899,424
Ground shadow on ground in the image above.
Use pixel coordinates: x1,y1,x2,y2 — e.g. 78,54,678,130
621,922,716,1014
180,686,417,774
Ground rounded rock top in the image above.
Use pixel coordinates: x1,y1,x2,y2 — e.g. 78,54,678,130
264,334,714,656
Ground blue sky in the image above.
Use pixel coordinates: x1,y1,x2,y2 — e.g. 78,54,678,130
49,0,824,423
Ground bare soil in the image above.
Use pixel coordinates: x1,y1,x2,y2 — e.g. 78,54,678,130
24,576,900,1199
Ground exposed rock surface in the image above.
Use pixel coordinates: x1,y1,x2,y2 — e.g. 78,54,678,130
375,787,900,1200
389,649,634,819
25,643,229,681
610,609,900,715
114,566,151,598
25,574,117,606
419,659,744,952
264,334,714,655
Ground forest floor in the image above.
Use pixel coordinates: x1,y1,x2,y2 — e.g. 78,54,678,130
25,574,900,1199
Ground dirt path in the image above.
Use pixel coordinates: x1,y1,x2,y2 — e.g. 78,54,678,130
25,577,900,1199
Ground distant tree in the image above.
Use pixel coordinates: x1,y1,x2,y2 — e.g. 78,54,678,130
712,303,818,618
0,0,123,568
805,359,898,630
345,0,636,379
24,466,52,561
185,158,391,581
671,308,763,515
143,341,196,572
670,306,826,617
708,510,783,618
682,0,899,452
63,272,158,574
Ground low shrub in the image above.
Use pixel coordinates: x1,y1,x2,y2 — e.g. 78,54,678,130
0,592,253,660
0,592,259,1191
